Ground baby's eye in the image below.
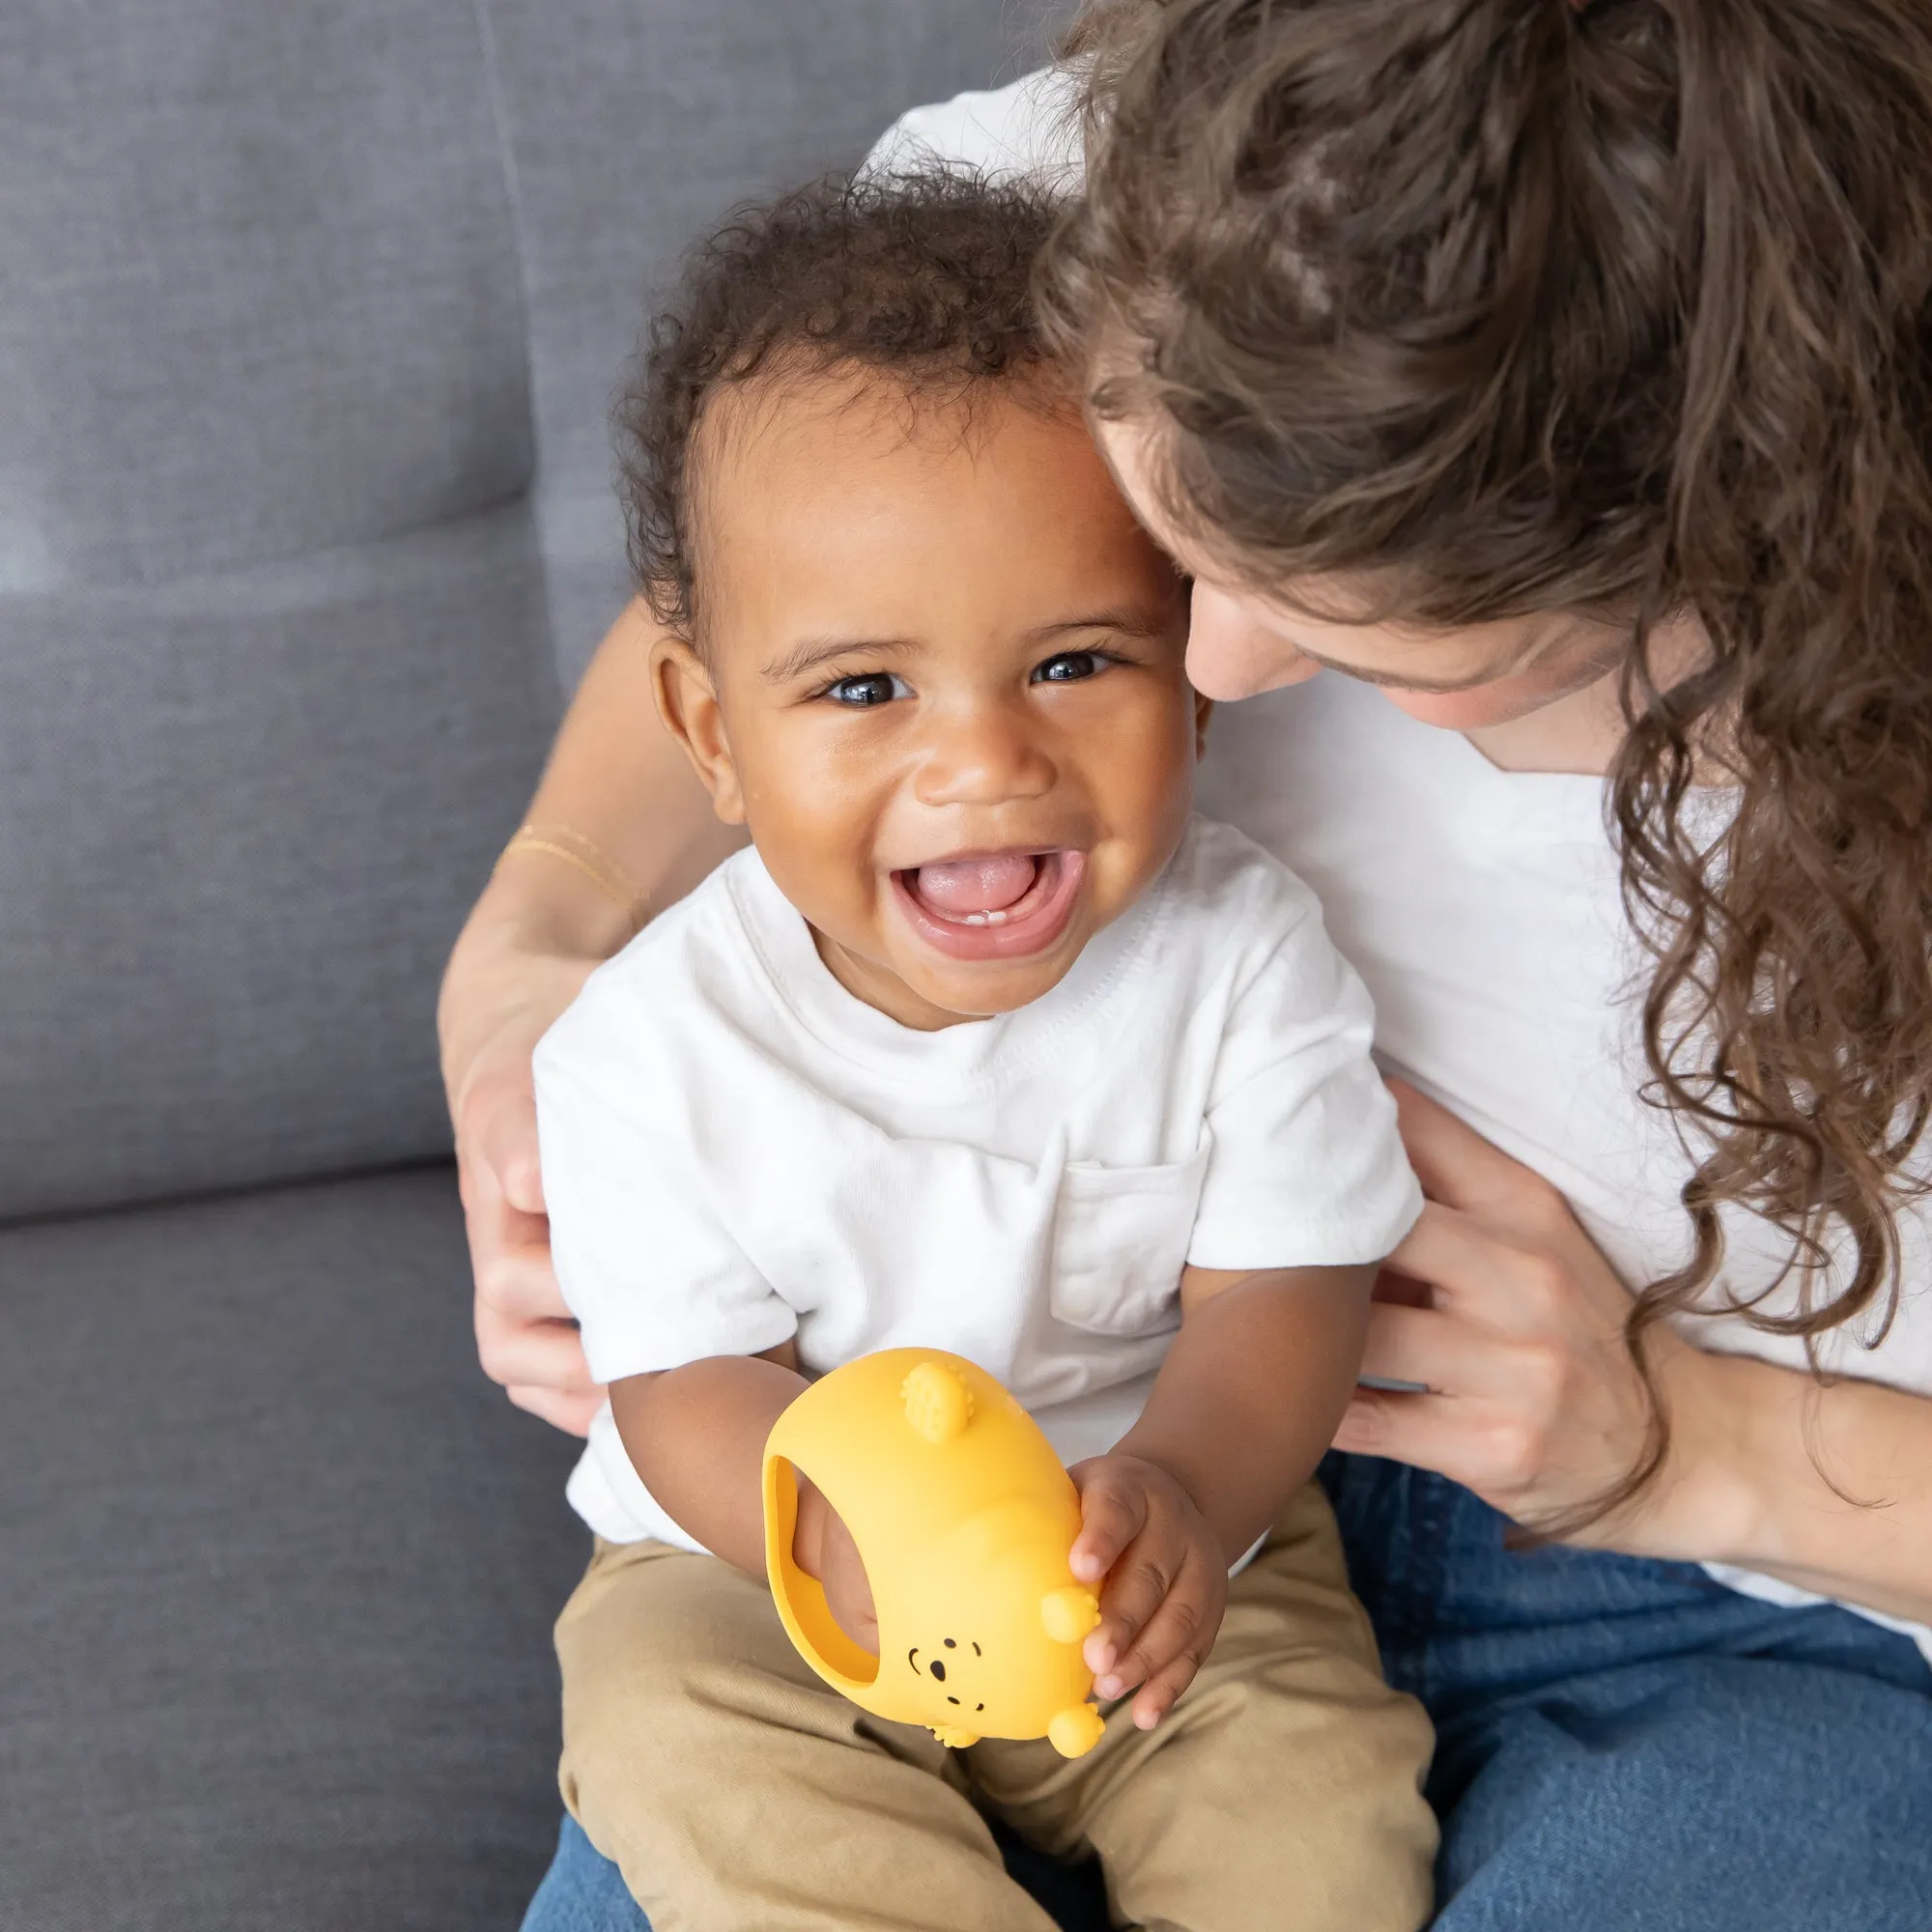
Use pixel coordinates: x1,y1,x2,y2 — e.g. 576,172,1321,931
1032,650,1111,685
823,671,912,707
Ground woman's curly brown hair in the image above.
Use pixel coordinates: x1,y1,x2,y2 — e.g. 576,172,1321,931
617,168,1061,640
1045,0,1932,1531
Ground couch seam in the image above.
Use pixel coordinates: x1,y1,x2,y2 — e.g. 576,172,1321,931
469,0,544,502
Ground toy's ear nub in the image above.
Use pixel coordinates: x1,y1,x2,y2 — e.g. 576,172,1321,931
901,1360,974,1443
1048,1704,1106,1758
1040,1585,1102,1645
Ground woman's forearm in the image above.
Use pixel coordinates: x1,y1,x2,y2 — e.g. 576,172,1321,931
1678,1348,1932,1627
509,596,748,920
438,595,747,1102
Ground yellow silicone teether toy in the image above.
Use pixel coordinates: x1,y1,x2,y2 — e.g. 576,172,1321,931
763,1349,1106,1758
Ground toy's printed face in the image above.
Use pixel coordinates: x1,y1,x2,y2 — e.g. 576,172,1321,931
906,1634,990,1726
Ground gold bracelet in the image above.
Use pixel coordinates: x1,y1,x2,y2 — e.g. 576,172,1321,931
496,822,650,931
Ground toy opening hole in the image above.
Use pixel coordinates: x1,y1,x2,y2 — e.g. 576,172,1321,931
772,1459,880,1685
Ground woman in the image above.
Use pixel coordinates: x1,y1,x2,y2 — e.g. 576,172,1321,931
443,2,1932,1924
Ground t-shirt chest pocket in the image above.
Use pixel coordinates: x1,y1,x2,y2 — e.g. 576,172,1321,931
1048,1141,1210,1338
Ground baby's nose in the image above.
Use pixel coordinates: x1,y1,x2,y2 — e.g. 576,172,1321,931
915,705,1055,807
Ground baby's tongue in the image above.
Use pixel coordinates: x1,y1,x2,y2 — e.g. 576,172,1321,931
914,852,1039,917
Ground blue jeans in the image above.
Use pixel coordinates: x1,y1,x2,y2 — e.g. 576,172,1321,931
522,1456,1932,1930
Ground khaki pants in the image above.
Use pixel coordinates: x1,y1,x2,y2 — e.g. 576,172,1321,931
556,1482,1436,1932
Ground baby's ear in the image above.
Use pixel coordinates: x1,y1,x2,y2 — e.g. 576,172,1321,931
650,633,746,825
1193,690,1214,758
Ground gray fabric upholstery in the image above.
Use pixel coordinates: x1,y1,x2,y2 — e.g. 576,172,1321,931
1,0,1065,1219
0,1167,587,1932
0,515,554,1218
2,2,536,589
0,0,555,1219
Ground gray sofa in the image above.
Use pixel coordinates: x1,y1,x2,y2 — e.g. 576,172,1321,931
0,6,1086,1926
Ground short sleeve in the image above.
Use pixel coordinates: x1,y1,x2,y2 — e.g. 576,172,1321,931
532,998,798,1384
1187,915,1422,1271
864,67,1086,192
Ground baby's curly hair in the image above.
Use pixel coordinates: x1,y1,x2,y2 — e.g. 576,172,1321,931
616,169,1064,639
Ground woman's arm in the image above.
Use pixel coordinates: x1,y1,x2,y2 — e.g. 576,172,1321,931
1337,1082,1932,1627
1691,1353,1932,1623
438,596,746,1433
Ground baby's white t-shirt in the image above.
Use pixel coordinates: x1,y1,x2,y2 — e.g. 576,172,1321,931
536,816,1422,1552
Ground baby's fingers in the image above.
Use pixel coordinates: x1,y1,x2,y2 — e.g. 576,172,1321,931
1129,1641,1207,1730
1096,1567,1206,1707
1119,1560,1224,1726
1067,1460,1149,1587
1084,1533,1180,1691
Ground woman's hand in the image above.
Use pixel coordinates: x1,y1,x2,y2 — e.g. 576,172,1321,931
439,596,749,1436
1333,1080,1741,1556
441,904,616,1436
1069,1453,1231,1728
449,973,605,1435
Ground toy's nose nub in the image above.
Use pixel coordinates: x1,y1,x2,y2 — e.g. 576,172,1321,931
1040,1584,1103,1645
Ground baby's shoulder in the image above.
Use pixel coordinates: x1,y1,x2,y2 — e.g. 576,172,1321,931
534,850,772,1086
1155,816,1327,959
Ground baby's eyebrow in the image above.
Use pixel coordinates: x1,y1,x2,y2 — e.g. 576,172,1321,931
1025,609,1174,645
759,636,925,684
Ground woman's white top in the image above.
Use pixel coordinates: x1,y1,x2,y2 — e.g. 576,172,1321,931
537,819,1420,1554
875,73,1932,1659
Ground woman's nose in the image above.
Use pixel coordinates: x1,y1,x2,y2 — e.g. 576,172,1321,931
913,703,1058,809
1185,581,1321,702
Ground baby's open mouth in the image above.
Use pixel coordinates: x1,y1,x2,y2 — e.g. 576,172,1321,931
891,849,1087,961
909,851,1048,925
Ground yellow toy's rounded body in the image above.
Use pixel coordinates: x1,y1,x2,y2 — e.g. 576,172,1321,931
763,1350,1105,1757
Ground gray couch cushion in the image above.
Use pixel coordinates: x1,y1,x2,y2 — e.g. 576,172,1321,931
0,1166,586,1932
0,515,554,1219
1,0,536,589
1,0,1063,1219
0,0,556,1219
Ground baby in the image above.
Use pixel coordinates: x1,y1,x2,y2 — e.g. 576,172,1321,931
534,171,1436,1932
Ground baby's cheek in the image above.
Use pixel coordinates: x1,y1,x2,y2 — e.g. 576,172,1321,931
1099,707,1197,864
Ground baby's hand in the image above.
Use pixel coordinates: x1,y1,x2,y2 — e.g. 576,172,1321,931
792,1476,879,1655
1067,1454,1229,1729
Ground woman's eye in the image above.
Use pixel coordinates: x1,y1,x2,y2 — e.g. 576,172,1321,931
1032,650,1110,685
824,672,910,707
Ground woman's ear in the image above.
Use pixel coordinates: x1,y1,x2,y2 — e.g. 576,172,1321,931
650,635,746,825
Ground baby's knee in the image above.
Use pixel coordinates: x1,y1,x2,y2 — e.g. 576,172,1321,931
556,1547,796,1769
